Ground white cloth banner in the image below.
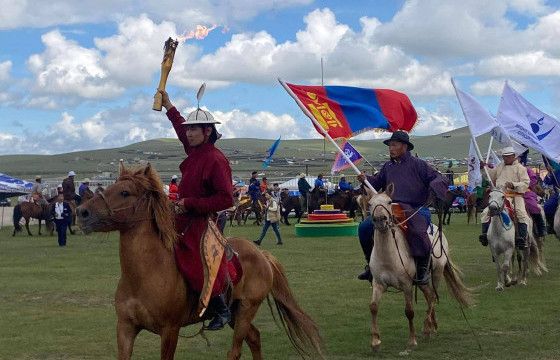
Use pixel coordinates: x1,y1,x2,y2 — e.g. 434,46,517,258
454,85,498,137
497,83,560,162
489,123,513,148
489,149,501,166
468,140,482,189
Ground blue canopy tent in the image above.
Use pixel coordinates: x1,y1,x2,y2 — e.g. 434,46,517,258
0,173,33,201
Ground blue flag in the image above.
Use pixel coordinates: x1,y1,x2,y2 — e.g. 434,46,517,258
263,137,281,169
330,141,363,174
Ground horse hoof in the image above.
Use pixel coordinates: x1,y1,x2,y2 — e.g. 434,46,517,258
520,280,527,287
495,285,504,291
510,280,517,286
407,342,418,350
371,342,381,353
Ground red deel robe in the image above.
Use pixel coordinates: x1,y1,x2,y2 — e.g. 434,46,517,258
167,107,234,297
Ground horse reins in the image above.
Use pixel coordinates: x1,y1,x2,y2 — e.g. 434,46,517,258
95,191,154,223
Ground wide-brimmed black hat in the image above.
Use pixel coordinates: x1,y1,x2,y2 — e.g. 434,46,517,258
382,130,414,150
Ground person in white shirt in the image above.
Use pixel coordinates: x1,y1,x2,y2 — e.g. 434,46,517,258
51,193,71,247
253,191,283,245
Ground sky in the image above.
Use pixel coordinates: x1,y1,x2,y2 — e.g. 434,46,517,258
1,0,560,155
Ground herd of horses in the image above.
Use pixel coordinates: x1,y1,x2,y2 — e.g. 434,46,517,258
10,164,560,358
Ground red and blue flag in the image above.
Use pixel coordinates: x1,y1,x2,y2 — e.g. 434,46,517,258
331,141,363,174
285,83,417,139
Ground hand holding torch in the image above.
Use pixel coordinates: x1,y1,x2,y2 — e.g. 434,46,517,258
153,37,179,111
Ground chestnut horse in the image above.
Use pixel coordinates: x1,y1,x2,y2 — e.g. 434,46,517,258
12,201,54,236
76,164,324,360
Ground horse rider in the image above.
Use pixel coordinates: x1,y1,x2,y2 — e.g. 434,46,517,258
159,89,234,331
248,173,262,222
78,178,90,197
94,182,104,195
518,151,547,237
62,171,77,204
314,173,326,190
168,175,179,202
356,131,449,284
479,146,530,249
271,183,282,204
31,175,48,205
338,174,353,192
260,176,269,193
298,173,311,212
543,161,560,235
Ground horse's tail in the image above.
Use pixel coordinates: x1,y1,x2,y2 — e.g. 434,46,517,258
13,204,22,233
443,258,476,308
262,251,326,359
528,240,548,276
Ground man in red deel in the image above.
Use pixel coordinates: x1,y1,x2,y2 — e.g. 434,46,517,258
159,89,234,331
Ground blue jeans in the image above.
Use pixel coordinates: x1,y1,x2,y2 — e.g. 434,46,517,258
257,221,282,244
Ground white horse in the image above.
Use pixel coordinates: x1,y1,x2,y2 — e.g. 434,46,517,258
486,188,547,289
367,184,474,352
486,188,516,290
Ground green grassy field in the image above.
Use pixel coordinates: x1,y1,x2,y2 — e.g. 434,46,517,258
1,213,559,359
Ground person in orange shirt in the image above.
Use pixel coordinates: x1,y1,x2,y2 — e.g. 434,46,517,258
260,176,268,193
168,175,179,202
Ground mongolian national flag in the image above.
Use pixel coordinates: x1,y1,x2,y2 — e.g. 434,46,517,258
330,141,363,174
285,83,417,139
263,137,281,169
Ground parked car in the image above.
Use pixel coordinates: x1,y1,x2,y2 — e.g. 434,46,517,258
0,198,11,207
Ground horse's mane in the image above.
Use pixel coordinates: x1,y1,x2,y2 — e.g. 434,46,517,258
119,165,177,252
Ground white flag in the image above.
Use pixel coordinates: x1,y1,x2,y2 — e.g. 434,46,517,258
468,140,482,189
497,83,560,162
489,149,501,166
489,123,513,148
453,82,498,137
512,141,528,158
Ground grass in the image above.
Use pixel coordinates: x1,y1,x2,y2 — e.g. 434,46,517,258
1,212,559,359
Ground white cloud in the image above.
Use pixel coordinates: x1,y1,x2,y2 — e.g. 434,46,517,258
475,51,560,77
0,61,11,82
412,106,459,136
0,0,312,30
470,79,527,96
26,29,124,99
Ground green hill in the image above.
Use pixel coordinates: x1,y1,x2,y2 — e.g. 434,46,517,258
0,127,503,182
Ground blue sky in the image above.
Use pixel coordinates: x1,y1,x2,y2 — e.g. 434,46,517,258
1,0,560,154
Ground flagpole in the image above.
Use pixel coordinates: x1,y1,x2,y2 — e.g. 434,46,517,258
485,136,493,163
451,78,494,186
278,78,377,194
542,156,560,188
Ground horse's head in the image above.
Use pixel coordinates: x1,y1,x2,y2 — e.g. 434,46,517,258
487,186,507,217
369,183,394,232
76,164,177,251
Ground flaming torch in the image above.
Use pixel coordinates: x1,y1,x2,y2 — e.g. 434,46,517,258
152,37,179,111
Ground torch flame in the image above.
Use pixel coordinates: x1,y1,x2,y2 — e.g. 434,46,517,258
178,24,218,42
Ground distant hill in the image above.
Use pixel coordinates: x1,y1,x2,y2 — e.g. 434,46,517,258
0,127,508,182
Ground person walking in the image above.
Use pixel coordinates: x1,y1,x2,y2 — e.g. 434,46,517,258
253,191,283,246
51,193,72,247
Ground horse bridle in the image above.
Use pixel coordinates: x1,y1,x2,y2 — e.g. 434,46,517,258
95,191,152,223
488,189,506,215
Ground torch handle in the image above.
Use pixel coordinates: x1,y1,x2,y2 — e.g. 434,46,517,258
153,66,172,111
